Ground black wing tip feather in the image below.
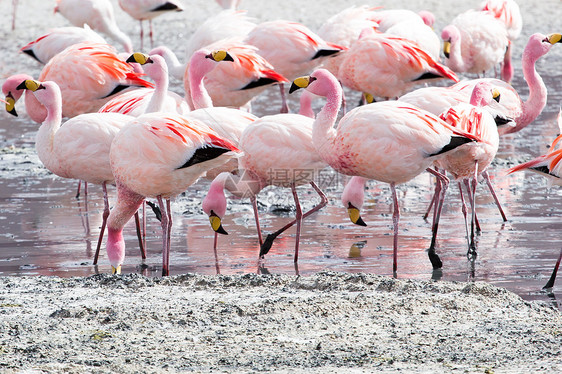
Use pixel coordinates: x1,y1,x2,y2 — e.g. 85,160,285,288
22,49,41,63
413,72,443,82
152,2,182,12
312,49,341,60
177,146,231,169
429,136,475,157
240,77,278,91
530,165,559,178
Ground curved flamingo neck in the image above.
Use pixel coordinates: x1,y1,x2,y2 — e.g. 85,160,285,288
189,52,215,109
313,76,342,166
106,182,145,268
145,56,169,113
514,47,547,132
35,85,63,165
444,27,466,72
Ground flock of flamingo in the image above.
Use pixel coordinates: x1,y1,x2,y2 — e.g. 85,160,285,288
3,0,561,289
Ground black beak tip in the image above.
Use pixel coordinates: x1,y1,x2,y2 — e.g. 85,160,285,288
8,108,18,117
289,83,301,94
444,51,450,59
224,53,234,62
216,225,228,235
16,82,27,90
354,216,367,227
125,55,135,63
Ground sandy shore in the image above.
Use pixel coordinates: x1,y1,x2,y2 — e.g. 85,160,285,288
0,272,560,373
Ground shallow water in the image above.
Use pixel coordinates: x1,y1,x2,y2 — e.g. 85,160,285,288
1,0,562,309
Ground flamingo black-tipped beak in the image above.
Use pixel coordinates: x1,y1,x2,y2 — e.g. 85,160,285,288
443,41,451,59
209,211,228,235
111,265,122,275
492,88,501,103
4,94,17,117
290,76,313,94
347,204,367,227
16,80,45,92
547,33,562,44
126,52,151,64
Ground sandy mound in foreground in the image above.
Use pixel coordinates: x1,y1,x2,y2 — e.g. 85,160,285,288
0,272,560,373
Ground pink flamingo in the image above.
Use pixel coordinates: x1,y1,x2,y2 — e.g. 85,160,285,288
478,0,522,82
337,30,458,101
441,10,508,76
506,131,562,289
118,0,184,50
20,26,107,65
14,79,146,266
400,33,562,136
18,42,153,124
434,81,500,258
54,0,132,53
202,111,329,263
99,53,190,116
290,69,486,272
107,112,239,275
244,20,345,113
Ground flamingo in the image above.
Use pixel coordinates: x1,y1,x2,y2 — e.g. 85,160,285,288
441,10,508,77
337,29,458,101
478,0,522,82
11,0,17,30
433,82,501,258
202,112,329,263
506,126,562,289
14,79,146,266
290,69,486,272
16,42,153,124
244,20,345,113
399,33,562,136
118,0,184,50
54,0,133,53
107,112,239,275
99,53,190,116
20,26,107,65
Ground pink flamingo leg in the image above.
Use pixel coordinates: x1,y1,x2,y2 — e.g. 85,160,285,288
423,167,440,220
482,170,508,221
458,181,471,250
279,83,289,113
463,179,481,232
250,196,263,246
149,19,154,48
543,247,562,289
290,183,302,263
467,163,479,259
11,0,16,30
426,168,448,269
93,182,110,265
142,200,147,250
390,183,400,274
157,196,171,276
213,232,221,274
76,181,82,199
259,181,328,258
139,20,144,51
134,211,147,260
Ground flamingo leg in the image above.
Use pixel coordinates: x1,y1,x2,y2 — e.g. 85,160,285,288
213,232,221,274
142,200,147,250
423,166,440,220
426,168,448,269
134,211,147,260
158,196,172,276
149,19,154,48
93,182,109,265
467,163,479,259
390,182,400,274
139,20,144,51
11,0,16,30
482,170,508,221
259,181,328,258
76,180,82,199
458,181,471,250
290,183,302,263
543,247,562,289
279,83,289,113
464,179,481,232
250,196,263,246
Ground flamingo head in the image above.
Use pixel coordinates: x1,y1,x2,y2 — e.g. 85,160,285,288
127,53,168,81
441,26,460,59
418,10,435,28
16,80,60,109
2,74,34,117
470,81,501,107
341,176,367,227
289,68,340,98
202,172,230,235
526,33,562,61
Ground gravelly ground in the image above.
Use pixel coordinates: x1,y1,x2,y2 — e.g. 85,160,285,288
0,272,561,373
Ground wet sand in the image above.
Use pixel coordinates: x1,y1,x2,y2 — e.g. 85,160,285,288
1,272,561,373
